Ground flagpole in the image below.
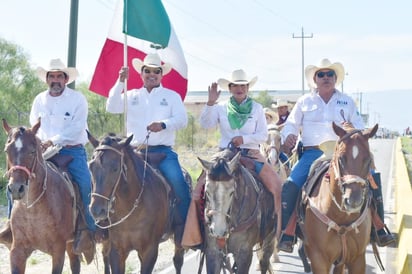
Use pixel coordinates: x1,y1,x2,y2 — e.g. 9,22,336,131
122,0,128,137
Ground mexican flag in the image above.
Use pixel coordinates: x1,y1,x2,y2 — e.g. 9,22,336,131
89,0,188,100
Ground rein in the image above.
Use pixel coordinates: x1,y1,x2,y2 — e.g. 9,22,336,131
92,144,145,229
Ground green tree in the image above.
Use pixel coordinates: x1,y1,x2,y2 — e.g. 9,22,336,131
252,90,273,107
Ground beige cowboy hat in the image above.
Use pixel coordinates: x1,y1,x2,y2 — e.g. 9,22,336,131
36,58,79,84
304,58,345,89
263,107,278,120
271,98,291,109
132,53,172,75
217,69,258,91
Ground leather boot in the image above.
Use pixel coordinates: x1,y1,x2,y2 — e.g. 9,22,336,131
0,220,12,249
370,172,396,247
278,181,300,253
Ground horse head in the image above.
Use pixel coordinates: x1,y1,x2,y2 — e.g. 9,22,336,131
331,122,378,213
198,151,241,238
87,131,134,223
2,118,43,200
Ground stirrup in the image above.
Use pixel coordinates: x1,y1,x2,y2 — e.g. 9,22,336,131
278,233,295,253
374,225,396,247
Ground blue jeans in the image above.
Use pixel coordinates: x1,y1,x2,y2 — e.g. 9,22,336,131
147,146,191,224
288,148,324,188
60,146,96,231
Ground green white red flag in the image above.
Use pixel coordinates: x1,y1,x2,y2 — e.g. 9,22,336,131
89,0,188,100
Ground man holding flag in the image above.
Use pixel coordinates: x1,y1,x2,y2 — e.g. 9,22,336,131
106,52,191,235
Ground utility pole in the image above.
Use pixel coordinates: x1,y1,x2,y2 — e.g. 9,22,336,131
67,0,79,89
293,27,313,94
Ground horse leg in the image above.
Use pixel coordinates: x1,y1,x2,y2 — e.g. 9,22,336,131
108,247,126,274
233,249,253,274
173,243,185,274
10,247,31,274
332,264,345,274
138,245,159,274
345,254,366,274
50,246,67,274
205,247,224,274
297,240,311,273
66,242,81,274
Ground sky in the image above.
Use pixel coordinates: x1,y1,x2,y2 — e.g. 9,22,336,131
0,0,411,132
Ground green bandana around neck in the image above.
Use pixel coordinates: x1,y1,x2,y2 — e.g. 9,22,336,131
227,96,253,129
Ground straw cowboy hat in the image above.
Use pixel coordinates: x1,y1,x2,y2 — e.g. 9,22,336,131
272,98,291,109
304,58,345,89
36,58,79,84
217,69,258,91
132,53,172,75
263,107,278,120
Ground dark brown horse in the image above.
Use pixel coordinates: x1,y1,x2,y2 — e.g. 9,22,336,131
87,132,186,274
198,149,276,274
301,122,378,274
2,119,83,274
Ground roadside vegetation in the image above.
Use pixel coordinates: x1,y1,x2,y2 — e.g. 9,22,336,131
401,136,412,184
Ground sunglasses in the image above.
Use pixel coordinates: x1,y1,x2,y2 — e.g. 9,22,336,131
143,68,162,74
316,70,335,78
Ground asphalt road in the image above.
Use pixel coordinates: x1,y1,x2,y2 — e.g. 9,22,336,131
158,138,398,273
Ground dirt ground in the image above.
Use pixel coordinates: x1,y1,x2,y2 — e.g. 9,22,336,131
0,204,177,273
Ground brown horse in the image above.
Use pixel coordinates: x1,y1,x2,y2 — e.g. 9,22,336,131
2,119,83,274
198,149,276,274
301,122,378,274
87,132,186,274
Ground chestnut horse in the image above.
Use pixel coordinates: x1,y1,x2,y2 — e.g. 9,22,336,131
87,133,186,274
301,122,378,274
2,119,83,274
198,149,276,274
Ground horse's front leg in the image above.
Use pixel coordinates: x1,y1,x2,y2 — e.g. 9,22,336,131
138,244,159,274
344,253,366,274
10,246,31,274
108,246,127,274
50,250,67,274
232,249,253,274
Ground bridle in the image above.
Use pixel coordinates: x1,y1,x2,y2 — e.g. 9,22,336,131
91,144,145,229
5,142,48,208
329,129,369,213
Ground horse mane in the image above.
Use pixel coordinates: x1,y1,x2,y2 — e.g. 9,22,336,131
208,149,238,181
98,133,161,184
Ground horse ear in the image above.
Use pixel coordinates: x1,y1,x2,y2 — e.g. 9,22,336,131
228,152,241,174
87,130,99,148
365,124,379,139
121,135,134,146
332,122,346,138
31,118,41,135
2,118,11,134
198,157,213,171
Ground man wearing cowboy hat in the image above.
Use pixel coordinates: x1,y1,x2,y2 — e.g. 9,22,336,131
106,53,191,233
182,69,283,247
30,58,95,253
272,98,291,126
278,58,395,253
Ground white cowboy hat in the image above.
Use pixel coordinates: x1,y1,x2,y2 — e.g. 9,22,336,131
304,58,345,89
271,98,290,109
217,69,258,91
132,53,172,75
36,58,79,84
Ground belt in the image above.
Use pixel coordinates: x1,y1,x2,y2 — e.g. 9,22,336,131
303,145,320,151
64,144,83,149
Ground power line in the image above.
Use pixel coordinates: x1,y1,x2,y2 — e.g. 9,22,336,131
293,27,313,93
